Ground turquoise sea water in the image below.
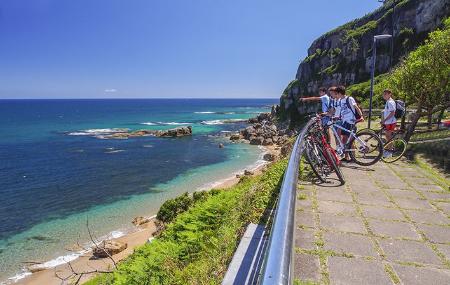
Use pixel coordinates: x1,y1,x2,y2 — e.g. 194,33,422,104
0,99,276,282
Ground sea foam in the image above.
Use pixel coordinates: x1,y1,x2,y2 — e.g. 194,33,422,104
140,122,190,126
194,111,235,114
68,128,129,136
7,271,32,283
201,119,246,125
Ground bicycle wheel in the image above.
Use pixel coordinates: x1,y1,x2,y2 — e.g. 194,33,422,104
304,139,328,183
324,146,345,185
349,130,383,166
357,129,382,153
381,138,407,163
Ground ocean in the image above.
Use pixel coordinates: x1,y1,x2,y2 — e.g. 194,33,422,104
0,98,277,282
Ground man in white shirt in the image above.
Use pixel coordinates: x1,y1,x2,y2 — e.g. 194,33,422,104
327,86,341,121
335,85,364,161
381,89,397,157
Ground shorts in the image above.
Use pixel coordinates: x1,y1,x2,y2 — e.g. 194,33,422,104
334,120,343,127
321,116,330,127
341,121,356,136
384,123,396,131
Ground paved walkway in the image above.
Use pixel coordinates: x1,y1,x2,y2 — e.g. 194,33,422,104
295,160,450,285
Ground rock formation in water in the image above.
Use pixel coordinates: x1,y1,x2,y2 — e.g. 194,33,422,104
106,126,193,139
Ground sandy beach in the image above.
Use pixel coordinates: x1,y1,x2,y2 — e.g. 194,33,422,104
13,145,280,285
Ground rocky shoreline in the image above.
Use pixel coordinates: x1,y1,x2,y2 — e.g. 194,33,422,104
227,110,296,148
100,126,193,139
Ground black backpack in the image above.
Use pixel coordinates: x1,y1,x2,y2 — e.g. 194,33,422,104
394,100,406,119
346,97,362,121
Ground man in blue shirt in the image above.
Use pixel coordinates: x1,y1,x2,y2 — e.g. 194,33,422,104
300,87,331,141
299,87,330,118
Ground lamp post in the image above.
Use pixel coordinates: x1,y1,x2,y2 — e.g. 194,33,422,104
368,34,392,129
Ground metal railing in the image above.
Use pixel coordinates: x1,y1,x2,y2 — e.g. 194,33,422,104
259,120,313,285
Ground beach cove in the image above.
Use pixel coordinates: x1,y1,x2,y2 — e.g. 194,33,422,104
0,99,277,284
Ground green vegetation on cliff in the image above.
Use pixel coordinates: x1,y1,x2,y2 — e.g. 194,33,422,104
86,159,288,285
279,0,449,123
376,17,450,141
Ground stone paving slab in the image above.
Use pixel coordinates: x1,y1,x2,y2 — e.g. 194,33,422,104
319,213,367,234
384,188,422,200
420,191,450,201
435,202,450,215
295,228,316,250
393,264,450,285
296,210,315,228
323,232,378,257
318,200,356,216
436,244,450,259
294,160,450,284
355,192,393,207
293,254,321,282
416,224,450,244
317,190,353,203
392,197,434,210
405,209,450,225
328,257,392,285
361,204,406,221
378,238,443,266
368,219,421,240
416,184,445,192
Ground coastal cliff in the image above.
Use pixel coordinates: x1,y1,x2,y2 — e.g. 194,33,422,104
280,0,450,123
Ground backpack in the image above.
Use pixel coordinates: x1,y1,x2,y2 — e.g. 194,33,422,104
394,100,406,119
345,97,362,121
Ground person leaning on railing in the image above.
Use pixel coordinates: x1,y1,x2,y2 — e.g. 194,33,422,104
299,87,332,142
299,87,330,126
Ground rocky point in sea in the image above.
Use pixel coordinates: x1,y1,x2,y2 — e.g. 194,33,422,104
104,126,192,139
229,111,296,148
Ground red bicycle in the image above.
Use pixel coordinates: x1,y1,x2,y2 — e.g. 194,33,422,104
304,115,345,185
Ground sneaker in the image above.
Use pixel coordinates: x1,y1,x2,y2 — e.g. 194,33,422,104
383,151,393,158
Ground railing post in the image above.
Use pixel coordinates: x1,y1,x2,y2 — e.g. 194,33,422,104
259,120,313,285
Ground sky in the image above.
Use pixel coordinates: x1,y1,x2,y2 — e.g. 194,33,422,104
0,0,381,99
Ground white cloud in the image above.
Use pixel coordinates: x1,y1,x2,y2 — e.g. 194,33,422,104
104,89,117,93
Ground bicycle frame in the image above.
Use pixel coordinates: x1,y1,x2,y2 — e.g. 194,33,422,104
308,117,341,166
328,122,369,155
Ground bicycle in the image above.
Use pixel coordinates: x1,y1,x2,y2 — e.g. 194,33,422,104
359,125,408,163
304,115,345,185
326,117,383,166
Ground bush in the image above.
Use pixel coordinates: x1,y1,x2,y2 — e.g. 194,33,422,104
156,193,193,224
87,159,289,285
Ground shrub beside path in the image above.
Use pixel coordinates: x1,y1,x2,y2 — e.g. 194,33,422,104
295,160,450,284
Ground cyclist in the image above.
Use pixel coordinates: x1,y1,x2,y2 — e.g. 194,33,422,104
299,87,330,126
381,89,397,158
335,85,364,162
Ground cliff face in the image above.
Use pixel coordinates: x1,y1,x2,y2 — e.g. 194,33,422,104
280,0,450,123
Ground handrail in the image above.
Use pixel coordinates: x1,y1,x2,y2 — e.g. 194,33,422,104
259,120,313,285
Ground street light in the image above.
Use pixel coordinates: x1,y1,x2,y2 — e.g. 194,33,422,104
368,34,392,129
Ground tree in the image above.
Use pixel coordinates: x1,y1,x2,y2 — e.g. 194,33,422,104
381,17,450,141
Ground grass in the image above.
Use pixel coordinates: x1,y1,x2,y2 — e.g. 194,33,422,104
384,264,401,284
410,129,450,142
85,159,288,285
413,155,450,191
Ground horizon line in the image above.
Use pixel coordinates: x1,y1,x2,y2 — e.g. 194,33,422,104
0,97,280,100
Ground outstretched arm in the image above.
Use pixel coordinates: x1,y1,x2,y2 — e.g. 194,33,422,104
299,96,321,102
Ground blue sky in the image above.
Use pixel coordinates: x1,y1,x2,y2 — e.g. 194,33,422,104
0,0,380,99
